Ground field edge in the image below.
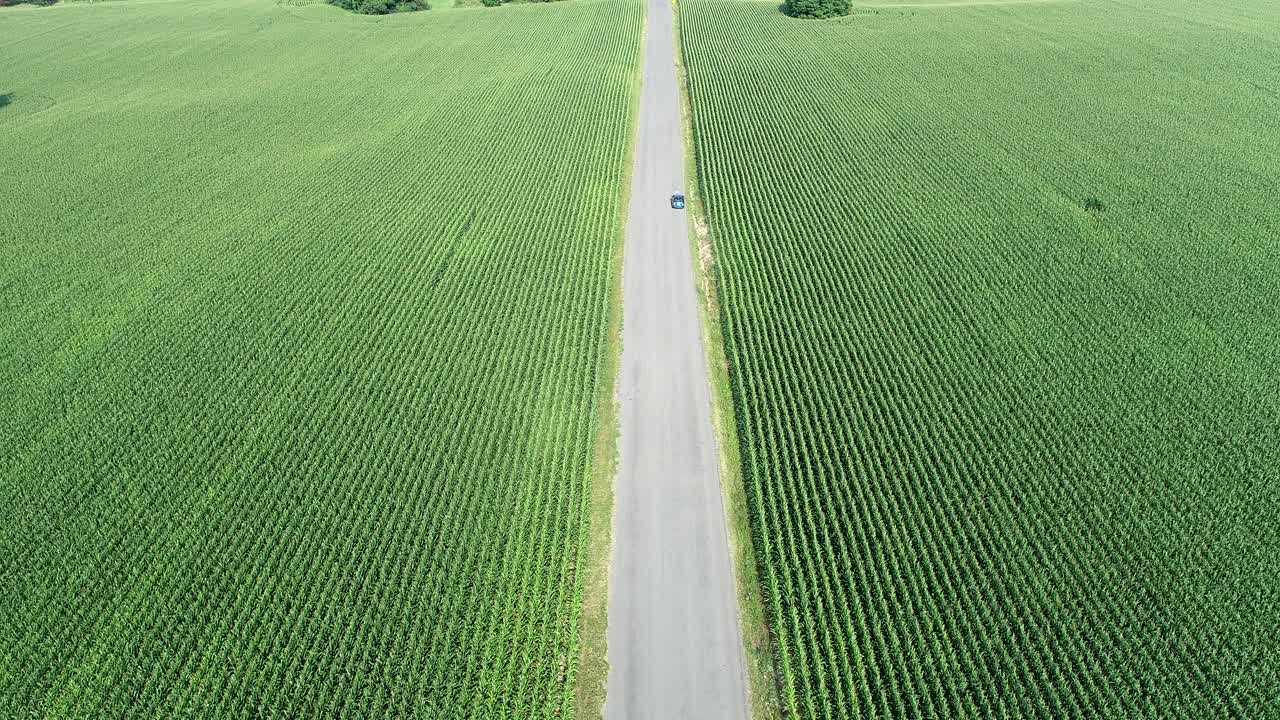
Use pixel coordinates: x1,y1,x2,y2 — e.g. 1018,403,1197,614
573,8,646,717
673,2,782,717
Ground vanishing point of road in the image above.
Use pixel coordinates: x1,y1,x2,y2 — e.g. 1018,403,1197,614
605,0,750,717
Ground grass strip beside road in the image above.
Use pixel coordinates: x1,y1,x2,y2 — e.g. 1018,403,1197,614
673,2,781,717
574,10,646,718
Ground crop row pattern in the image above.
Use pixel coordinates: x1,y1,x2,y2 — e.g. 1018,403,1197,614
679,0,1280,717
0,0,641,717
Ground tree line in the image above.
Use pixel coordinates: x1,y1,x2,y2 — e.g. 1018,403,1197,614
784,0,849,19
328,0,427,13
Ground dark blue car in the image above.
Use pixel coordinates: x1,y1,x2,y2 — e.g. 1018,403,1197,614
670,193,685,210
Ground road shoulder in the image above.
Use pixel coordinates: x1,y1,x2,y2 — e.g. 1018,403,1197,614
672,2,782,717
575,12,647,719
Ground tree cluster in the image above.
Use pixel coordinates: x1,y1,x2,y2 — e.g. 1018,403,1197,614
328,0,428,14
784,0,848,19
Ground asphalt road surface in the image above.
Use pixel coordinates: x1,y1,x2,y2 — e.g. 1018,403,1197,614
604,0,750,717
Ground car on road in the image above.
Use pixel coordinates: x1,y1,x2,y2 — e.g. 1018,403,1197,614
670,193,685,209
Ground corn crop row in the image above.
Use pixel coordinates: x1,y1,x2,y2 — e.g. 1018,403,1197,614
679,0,1280,717
0,0,641,717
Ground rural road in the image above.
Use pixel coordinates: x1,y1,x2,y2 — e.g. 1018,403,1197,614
605,0,750,717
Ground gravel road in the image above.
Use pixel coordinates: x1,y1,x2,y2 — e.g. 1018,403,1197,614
604,0,750,716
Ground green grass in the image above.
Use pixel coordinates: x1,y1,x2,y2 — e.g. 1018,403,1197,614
678,0,1280,717
574,13,645,719
671,4,779,717
0,0,640,716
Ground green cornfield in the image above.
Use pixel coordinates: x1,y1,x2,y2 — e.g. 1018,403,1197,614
680,0,1280,717
0,0,639,716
